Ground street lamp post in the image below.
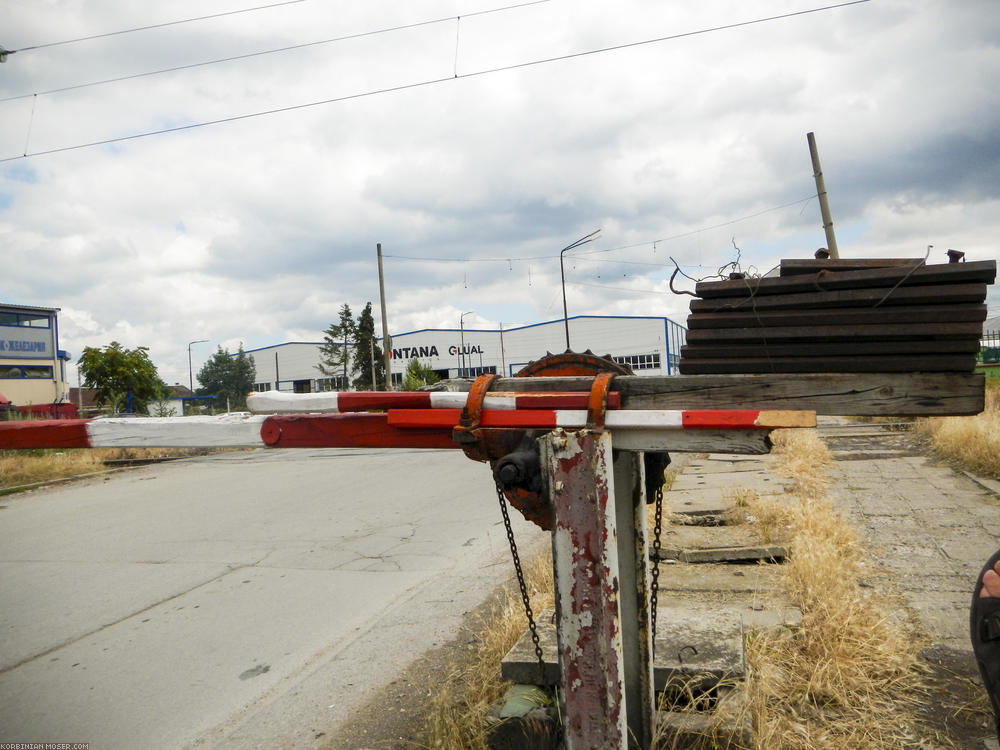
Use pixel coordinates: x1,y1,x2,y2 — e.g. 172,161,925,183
559,229,601,350
187,339,209,392
460,311,475,377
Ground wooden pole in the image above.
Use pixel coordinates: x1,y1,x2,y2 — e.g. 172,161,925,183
807,132,839,258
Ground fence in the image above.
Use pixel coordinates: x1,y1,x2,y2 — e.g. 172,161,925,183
981,329,1000,365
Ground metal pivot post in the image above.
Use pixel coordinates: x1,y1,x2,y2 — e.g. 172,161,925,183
542,428,655,750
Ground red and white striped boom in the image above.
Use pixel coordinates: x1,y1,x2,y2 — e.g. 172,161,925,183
0,392,814,452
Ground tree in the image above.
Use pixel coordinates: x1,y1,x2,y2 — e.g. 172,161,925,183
352,302,385,390
196,344,257,410
78,342,167,414
402,358,440,391
317,303,355,387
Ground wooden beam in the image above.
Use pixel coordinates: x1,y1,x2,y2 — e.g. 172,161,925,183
686,303,986,330
677,355,977,374
688,282,989,312
681,340,981,358
694,259,995,298
487,373,985,416
778,258,926,275
684,321,984,344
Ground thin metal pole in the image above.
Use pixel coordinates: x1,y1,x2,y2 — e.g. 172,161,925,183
460,310,474,377
376,243,393,391
560,250,570,350
187,339,208,392
807,132,839,259
499,322,506,376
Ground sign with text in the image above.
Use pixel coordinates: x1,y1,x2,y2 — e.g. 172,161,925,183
0,325,54,359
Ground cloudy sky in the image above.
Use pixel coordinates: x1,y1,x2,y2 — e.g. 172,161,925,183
2,0,998,386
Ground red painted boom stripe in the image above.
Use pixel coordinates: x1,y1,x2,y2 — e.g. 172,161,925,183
514,393,621,410
261,413,458,449
386,409,560,429
682,410,762,429
336,392,432,411
0,419,93,449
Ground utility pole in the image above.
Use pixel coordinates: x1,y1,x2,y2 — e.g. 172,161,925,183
376,243,392,390
807,132,839,259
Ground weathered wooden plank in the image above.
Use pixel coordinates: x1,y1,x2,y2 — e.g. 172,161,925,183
681,339,981,359
686,303,986,330
694,260,996,298
677,354,977,375
487,373,985,416
688,282,988,313
685,321,984,344
779,258,925,276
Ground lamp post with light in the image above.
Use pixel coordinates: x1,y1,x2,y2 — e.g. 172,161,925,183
187,339,209,393
559,229,601,350
459,311,475,377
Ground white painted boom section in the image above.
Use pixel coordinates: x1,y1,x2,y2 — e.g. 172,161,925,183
246,390,519,413
552,410,686,428
87,415,269,448
247,392,343,413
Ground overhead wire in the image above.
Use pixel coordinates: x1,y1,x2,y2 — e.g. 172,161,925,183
1,0,871,163
1,0,552,104
5,0,309,54
382,195,818,265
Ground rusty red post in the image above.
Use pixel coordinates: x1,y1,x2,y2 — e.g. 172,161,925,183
543,428,655,749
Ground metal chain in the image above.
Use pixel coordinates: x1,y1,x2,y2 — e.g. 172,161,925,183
494,480,546,684
650,481,664,655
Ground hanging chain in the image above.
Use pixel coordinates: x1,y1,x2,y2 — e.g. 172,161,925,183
494,480,546,684
650,481,664,654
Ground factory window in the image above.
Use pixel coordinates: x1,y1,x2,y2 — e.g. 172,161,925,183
0,312,51,328
613,353,661,371
465,366,497,377
252,383,272,392
316,376,348,391
0,365,54,379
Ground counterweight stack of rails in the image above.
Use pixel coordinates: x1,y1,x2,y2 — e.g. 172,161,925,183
678,258,996,375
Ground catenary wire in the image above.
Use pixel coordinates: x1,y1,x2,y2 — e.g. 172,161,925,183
6,0,309,54
0,0,871,163
1,0,552,103
383,195,818,264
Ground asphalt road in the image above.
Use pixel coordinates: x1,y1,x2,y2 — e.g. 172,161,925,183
0,448,547,749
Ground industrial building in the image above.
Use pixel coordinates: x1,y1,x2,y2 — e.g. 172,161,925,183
244,314,687,393
0,303,72,406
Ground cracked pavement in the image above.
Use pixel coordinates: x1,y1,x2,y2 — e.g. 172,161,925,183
0,447,547,749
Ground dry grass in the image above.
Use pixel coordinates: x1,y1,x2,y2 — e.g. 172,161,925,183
0,447,212,490
914,382,1000,478
743,429,941,749
421,548,554,749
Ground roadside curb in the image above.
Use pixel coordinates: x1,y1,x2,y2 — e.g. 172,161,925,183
0,456,190,497
963,471,1000,497
0,467,135,497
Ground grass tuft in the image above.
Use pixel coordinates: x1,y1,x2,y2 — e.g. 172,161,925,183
743,429,941,749
914,383,1000,478
421,549,553,749
0,447,216,490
